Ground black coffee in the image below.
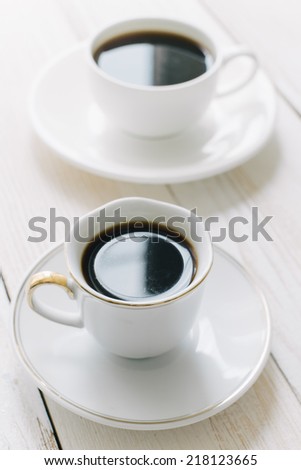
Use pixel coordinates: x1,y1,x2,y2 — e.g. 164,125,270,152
82,223,196,301
93,31,213,86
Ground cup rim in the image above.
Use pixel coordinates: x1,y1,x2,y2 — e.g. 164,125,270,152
86,17,221,93
65,197,213,308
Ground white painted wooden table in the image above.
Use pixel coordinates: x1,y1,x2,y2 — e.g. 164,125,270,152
1,0,301,449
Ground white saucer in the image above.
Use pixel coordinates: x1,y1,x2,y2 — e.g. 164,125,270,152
30,45,276,184
12,244,270,430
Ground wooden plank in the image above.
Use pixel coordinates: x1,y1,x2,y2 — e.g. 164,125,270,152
200,0,301,114
0,275,58,449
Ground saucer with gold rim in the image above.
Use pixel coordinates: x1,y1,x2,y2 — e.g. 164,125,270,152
29,45,276,184
12,244,271,430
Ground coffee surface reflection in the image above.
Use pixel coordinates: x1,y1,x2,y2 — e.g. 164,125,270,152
94,31,213,86
82,223,196,301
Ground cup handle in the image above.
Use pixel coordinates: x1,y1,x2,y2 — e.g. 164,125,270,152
27,271,83,328
216,46,258,97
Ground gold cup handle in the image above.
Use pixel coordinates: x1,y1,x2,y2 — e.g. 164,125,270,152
27,271,83,328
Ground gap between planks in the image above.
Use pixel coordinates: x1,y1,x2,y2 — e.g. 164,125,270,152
0,273,60,450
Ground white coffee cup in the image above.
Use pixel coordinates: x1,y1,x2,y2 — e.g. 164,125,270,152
87,17,257,138
27,198,213,359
